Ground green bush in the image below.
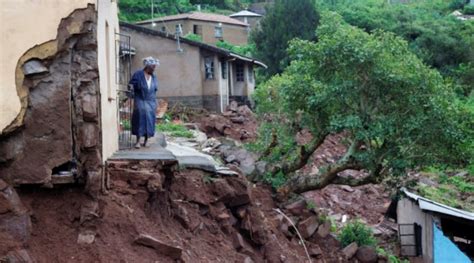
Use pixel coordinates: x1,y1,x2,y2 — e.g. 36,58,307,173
184,33,202,42
156,123,193,138
338,220,377,247
463,5,474,15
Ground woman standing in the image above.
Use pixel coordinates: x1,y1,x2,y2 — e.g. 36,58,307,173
129,57,159,148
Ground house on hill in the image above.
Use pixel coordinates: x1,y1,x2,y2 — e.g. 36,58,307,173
136,12,250,46
229,10,263,30
120,22,266,113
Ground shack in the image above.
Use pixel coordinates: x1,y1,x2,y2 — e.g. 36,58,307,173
395,188,473,263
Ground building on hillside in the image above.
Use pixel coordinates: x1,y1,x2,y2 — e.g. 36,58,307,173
229,10,263,30
120,22,266,113
392,188,473,263
136,12,250,46
0,1,120,187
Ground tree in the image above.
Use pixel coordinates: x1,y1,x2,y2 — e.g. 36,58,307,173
251,0,320,78
253,13,473,193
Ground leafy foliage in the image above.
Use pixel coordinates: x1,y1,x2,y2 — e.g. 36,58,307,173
215,40,255,57
118,0,258,22
316,0,474,96
338,220,377,247
253,13,473,191
184,33,203,42
251,0,320,77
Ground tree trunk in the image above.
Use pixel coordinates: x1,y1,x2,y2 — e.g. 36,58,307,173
281,141,361,193
272,133,328,176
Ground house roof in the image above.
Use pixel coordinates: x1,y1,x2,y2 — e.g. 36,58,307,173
119,22,267,68
229,10,263,18
401,188,474,221
136,12,249,27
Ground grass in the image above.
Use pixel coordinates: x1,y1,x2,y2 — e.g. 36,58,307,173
416,166,474,211
155,123,194,138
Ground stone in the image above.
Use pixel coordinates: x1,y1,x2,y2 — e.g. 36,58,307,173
134,234,182,260
0,183,31,244
297,215,319,239
22,59,48,76
356,246,378,263
226,154,237,163
339,185,354,192
201,138,221,149
228,101,239,112
316,221,331,238
239,158,256,176
255,161,267,176
342,242,358,259
230,116,245,124
243,257,254,263
241,207,268,245
77,231,96,244
82,94,98,121
81,122,98,148
237,105,254,117
85,171,101,198
5,249,33,263
309,244,323,256
232,232,246,250
285,199,307,216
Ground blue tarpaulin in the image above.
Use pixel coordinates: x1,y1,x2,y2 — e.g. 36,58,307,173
433,224,470,263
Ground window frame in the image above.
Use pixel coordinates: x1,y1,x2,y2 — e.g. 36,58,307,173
205,57,215,80
221,59,227,79
236,63,244,82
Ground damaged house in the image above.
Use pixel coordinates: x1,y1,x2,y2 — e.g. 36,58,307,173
394,188,473,263
120,22,266,113
0,0,120,186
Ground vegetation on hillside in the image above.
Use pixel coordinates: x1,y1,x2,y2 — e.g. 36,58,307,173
118,0,259,22
252,12,473,193
251,0,320,77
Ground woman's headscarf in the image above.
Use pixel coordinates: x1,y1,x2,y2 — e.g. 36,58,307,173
143,56,160,67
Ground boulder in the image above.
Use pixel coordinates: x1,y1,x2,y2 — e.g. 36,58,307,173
22,59,48,76
5,249,34,263
309,244,323,257
230,116,245,124
0,181,31,243
297,215,319,239
285,199,307,216
134,234,182,260
228,101,239,112
316,221,331,238
356,246,378,263
77,230,96,245
342,242,358,259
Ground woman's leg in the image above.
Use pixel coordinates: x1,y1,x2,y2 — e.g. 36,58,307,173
142,135,149,147
134,136,141,148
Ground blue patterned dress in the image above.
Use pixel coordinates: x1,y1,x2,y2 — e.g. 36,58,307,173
129,69,158,137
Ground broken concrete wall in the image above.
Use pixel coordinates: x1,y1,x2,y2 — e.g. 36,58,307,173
0,5,102,185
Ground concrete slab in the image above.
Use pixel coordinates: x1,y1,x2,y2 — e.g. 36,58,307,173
165,142,218,172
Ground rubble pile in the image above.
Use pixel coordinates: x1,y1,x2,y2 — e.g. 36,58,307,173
197,101,258,142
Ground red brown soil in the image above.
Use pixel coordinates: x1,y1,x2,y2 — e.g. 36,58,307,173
14,164,350,262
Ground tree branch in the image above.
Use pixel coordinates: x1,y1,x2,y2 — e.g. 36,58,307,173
281,140,362,193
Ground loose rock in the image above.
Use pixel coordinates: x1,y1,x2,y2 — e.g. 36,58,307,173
342,242,358,259
297,215,319,239
356,245,378,263
134,234,183,260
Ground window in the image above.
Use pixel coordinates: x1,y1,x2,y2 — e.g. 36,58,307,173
215,25,223,38
248,66,253,82
175,24,182,35
161,26,166,32
236,63,244,82
221,60,227,79
205,57,214,80
193,24,202,36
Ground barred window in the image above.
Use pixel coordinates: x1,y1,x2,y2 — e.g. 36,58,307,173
236,63,244,82
205,57,214,80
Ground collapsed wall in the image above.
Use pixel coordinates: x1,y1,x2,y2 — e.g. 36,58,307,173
0,4,102,186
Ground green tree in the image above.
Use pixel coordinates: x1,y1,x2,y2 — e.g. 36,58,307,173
251,0,320,78
253,13,473,193
119,0,194,22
